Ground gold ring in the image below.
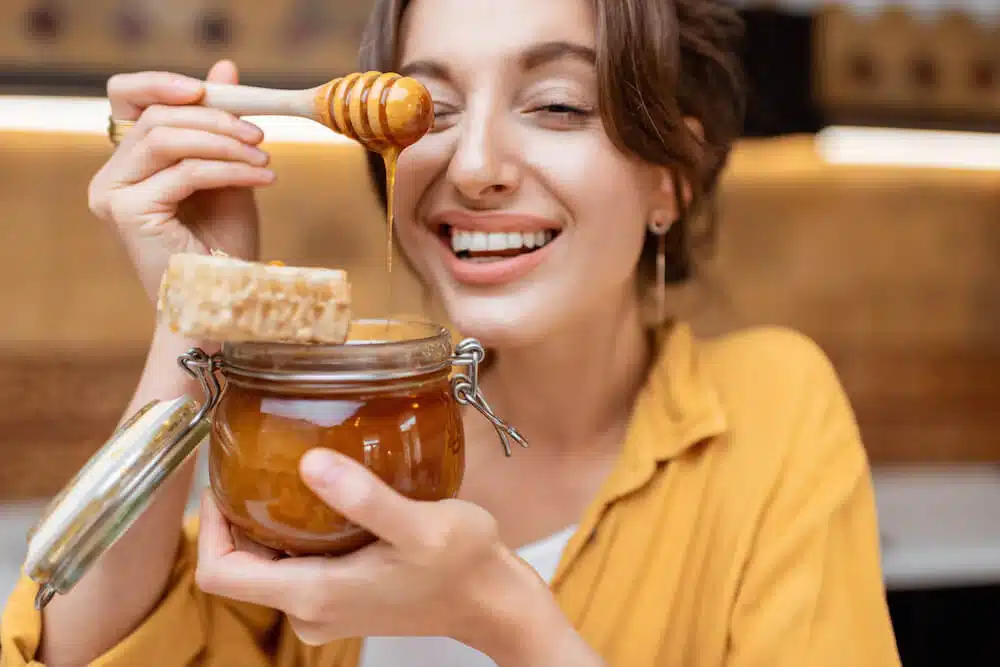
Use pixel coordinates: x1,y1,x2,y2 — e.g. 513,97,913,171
107,116,137,146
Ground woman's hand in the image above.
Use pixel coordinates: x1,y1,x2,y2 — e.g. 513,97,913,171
88,60,273,302
195,449,605,666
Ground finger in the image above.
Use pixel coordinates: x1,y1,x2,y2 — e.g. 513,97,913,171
299,449,427,552
114,126,269,185
230,525,281,561
197,490,237,561
129,158,275,210
287,616,332,647
133,105,264,145
107,71,205,121
195,491,303,609
207,59,239,85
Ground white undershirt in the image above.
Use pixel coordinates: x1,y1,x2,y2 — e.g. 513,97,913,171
358,525,577,667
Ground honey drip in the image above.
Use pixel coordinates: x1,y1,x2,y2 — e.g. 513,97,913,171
322,70,433,337
382,147,400,338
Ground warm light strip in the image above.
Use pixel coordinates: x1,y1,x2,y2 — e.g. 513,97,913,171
0,95,352,144
0,96,998,170
817,125,1000,172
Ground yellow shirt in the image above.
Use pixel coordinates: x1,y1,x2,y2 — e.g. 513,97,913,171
1,324,902,666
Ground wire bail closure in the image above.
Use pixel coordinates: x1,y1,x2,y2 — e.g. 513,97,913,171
450,339,528,457
177,347,225,413
181,340,527,457
180,340,525,456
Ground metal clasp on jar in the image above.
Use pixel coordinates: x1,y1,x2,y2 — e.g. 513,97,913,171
177,348,226,412
451,339,529,457
179,339,529,457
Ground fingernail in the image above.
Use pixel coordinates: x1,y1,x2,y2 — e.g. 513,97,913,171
300,450,367,506
249,147,270,166
300,449,345,485
239,121,264,142
172,78,202,95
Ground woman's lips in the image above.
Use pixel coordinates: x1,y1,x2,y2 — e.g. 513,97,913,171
430,211,562,234
426,211,562,287
430,228,558,287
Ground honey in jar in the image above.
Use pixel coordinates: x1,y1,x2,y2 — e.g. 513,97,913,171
209,319,465,556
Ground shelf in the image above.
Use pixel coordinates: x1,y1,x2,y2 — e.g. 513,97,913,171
875,465,1000,590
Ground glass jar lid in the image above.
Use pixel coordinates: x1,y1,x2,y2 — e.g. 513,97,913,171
24,349,222,610
221,319,454,385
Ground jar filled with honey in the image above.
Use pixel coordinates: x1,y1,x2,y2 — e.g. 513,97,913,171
23,319,526,610
211,319,467,556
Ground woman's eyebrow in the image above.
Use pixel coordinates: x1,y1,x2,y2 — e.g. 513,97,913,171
520,41,596,71
399,60,452,83
399,41,596,82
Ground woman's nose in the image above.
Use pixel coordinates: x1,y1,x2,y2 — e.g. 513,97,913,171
446,110,520,203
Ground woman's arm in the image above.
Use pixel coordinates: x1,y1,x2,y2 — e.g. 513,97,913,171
18,58,273,665
37,325,211,664
725,342,902,667
0,324,285,667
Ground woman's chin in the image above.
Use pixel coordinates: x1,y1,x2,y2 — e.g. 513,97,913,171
442,298,552,351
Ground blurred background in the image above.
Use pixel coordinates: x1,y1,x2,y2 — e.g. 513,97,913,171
0,1,997,664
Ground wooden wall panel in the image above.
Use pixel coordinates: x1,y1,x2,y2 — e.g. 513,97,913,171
704,139,1000,463
0,0,373,84
815,7,1000,126
0,131,997,500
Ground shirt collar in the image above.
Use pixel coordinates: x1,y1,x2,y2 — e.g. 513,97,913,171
551,321,729,585
635,320,729,460
602,320,728,494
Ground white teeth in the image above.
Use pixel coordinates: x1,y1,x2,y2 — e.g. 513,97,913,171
469,232,488,252
449,228,558,254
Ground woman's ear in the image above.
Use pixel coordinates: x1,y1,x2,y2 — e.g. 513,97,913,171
651,117,705,221
685,116,705,142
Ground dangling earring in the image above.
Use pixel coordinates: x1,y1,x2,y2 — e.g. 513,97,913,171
648,212,671,325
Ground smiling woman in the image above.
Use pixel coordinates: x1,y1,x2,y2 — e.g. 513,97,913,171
1,1,901,666
364,0,744,341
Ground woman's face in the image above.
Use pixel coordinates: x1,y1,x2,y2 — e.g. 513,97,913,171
393,0,664,346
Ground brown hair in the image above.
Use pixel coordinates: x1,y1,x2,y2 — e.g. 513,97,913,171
359,0,744,286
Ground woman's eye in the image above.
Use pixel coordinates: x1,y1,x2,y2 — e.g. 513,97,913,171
528,103,594,127
431,104,460,131
538,104,589,116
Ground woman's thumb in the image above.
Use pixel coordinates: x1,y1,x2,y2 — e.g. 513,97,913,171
206,59,240,85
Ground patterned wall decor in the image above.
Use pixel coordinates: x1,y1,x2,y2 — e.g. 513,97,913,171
814,6,1000,125
1,1,997,130
727,0,1000,23
0,0,375,87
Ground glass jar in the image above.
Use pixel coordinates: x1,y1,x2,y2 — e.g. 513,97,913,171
23,319,526,610
210,320,466,556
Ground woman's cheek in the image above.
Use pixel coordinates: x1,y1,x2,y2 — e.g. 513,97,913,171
524,133,646,233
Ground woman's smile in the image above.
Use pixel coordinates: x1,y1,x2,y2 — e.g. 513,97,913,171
425,211,563,286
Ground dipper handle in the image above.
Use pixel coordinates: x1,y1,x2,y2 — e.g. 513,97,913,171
200,71,433,150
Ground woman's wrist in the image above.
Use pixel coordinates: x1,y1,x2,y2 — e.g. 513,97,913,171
136,322,218,400
473,550,606,667
488,600,605,667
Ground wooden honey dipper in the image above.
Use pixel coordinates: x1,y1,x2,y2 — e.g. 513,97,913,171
200,70,434,150
197,71,429,344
